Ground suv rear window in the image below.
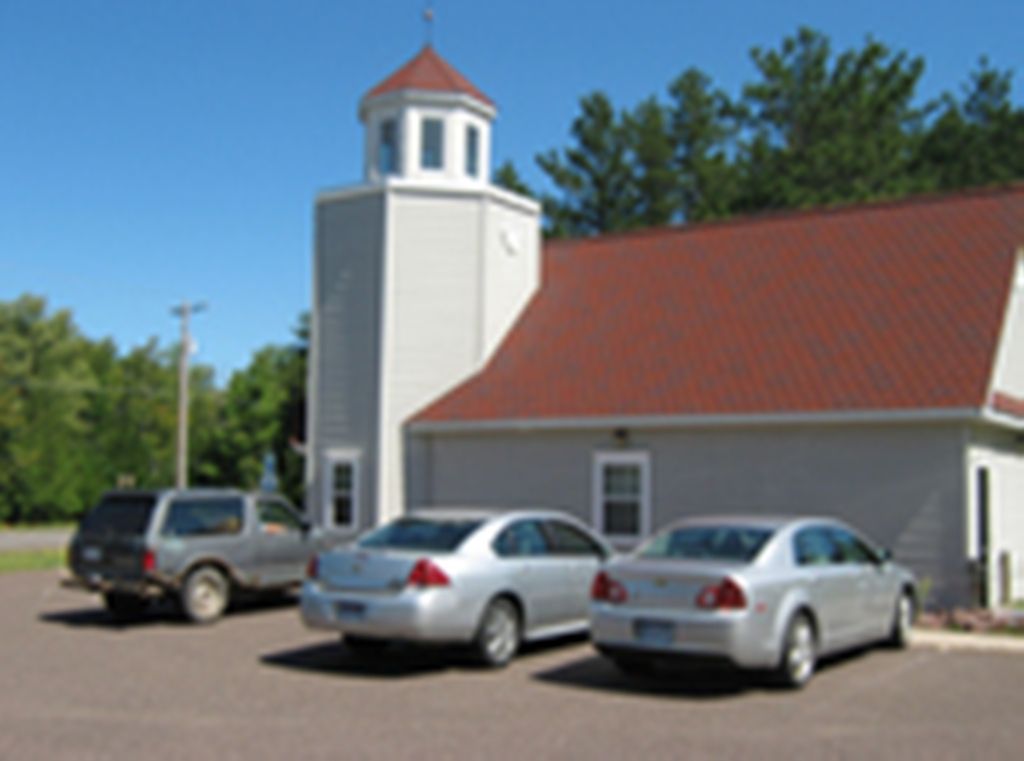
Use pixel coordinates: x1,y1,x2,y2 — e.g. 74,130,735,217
358,518,482,552
639,525,774,563
79,495,158,537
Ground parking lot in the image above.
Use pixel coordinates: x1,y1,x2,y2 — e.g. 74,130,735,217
3,569,1022,760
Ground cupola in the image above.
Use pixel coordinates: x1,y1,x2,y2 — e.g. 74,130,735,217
359,46,496,185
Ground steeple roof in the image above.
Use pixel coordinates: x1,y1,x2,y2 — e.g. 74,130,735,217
364,45,493,107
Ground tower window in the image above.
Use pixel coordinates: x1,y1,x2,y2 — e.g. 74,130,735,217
466,125,480,177
421,118,444,169
378,119,399,176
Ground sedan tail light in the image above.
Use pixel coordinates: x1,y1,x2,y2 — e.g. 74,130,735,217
141,548,156,573
406,558,450,588
306,554,319,580
695,577,747,610
591,571,628,604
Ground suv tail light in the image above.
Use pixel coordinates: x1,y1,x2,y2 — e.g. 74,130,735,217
591,571,628,604
695,577,747,610
406,558,450,588
306,554,319,580
141,548,156,573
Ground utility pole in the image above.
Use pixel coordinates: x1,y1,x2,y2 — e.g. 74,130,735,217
172,300,206,489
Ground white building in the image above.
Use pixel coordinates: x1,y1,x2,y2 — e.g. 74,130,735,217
309,46,1024,608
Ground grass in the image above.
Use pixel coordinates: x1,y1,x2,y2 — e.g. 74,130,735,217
0,548,66,575
0,523,74,532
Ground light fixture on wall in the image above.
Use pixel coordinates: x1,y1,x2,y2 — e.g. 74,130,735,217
613,428,630,447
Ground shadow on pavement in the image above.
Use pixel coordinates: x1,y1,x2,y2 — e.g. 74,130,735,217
532,653,755,700
534,646,878,700
262,632,591,680
39,593,297,630
261,640,458,679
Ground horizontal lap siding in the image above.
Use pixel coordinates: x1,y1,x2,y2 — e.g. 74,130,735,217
414,423,968,605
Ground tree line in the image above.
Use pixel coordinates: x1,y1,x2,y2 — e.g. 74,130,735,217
496,28,1024,236
0,294,307,523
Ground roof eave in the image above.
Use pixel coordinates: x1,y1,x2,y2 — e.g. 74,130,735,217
408,406,993,435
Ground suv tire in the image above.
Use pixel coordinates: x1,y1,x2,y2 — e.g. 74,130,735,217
181,566,230,624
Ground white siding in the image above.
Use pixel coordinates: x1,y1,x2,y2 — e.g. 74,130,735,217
968,426,1024,605
990,255,1024,397
413,423,972,606
309,191,385,534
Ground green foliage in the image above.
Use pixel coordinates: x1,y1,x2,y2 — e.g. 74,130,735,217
0,296,308,523
537,92,639,237
538,27,1023,233
493,160,533,197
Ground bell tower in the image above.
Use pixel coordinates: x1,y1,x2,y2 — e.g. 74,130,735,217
307,46,541,532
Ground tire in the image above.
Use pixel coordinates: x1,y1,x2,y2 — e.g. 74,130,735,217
180,566,230,625
775,613,816,689
103,592,147,620
474,598,520,668
887,591,915,649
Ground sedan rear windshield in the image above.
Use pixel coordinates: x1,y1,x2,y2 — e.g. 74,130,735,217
639,525,774,563
358,518,483,552
79,495,158,537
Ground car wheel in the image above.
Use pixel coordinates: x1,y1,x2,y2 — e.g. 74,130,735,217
181,566,230,625
475,598,520,668
887,591,915,649
776,613,816,689
103,592,147,620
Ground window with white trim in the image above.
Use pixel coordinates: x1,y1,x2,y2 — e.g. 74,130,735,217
592,451,651,541
421,118,444,169
465,125,479,177
378,119,399,176
323,451,359,530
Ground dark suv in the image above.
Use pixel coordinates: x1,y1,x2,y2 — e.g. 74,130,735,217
66,488,327,623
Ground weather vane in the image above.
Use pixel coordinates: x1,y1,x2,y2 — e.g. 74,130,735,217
423,3,435,46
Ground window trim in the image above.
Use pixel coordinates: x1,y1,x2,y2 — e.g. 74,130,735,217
322,449,360,532
591,450,652,543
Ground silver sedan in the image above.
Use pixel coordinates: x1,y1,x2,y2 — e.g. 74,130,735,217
590,515,916,687
301,509,611,667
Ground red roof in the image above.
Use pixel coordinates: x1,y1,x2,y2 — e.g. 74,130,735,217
414,186,1024,425
364,45,493,107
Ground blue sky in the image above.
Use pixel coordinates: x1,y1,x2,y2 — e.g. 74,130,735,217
2,0,1022,384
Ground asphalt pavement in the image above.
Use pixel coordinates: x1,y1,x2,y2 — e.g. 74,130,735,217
2,568,1023,761
0,527,71,551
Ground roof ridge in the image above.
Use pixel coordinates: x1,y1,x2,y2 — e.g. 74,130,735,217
548,182,1024,250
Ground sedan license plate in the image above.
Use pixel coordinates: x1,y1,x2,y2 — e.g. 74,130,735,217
634,619,675,646
82,546,102,563
336,601,366,620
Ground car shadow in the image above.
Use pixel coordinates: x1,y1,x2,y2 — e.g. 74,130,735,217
532,653,754,699
262,632,592,681
532,646,875,700
39,593,297,630
260,640,461,679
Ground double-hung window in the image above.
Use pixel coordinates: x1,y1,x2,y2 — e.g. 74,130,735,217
323,451,359,531
592,451,651,542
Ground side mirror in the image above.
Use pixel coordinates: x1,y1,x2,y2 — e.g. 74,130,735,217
877,547,893,564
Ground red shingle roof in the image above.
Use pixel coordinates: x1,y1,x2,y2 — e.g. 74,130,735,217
414,186,1024,424
364,45,493,107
